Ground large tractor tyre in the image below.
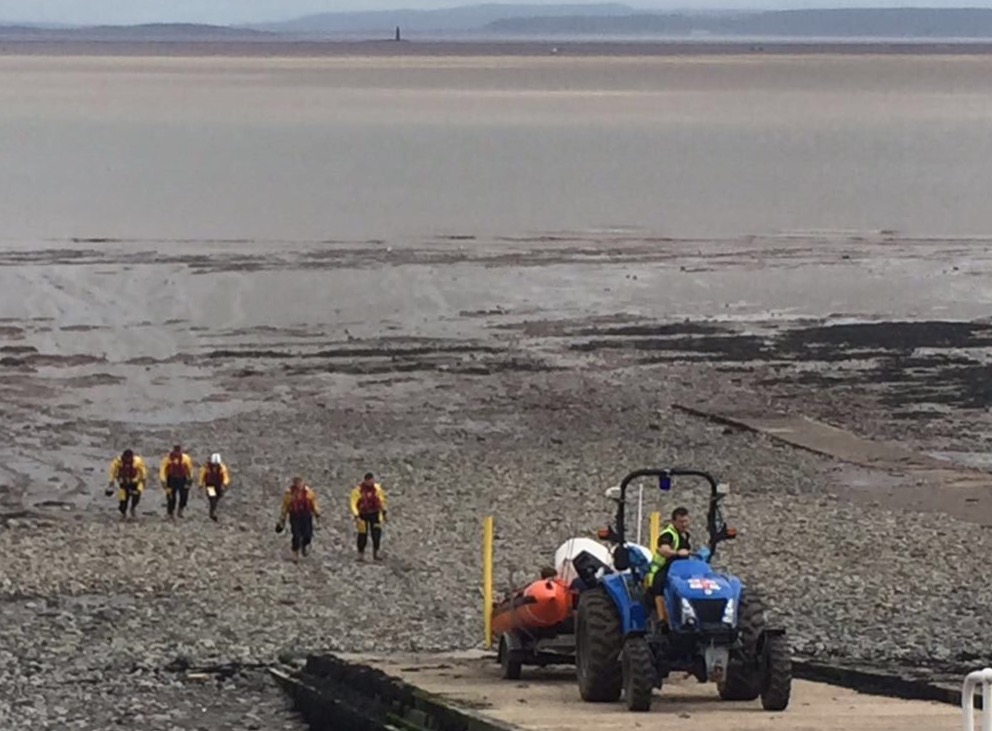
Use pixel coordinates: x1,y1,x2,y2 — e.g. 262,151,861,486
760,633,792,711
718,588,766,702
622,636,655,712
499,635,522,680
576,587,623,702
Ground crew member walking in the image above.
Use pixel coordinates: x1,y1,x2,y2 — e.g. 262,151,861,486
106,449,148,520
160,444,194,519
349,472,388,561
276,477,320,561
199,453,230,522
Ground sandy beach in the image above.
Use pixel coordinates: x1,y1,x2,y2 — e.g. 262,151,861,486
3,51,992,729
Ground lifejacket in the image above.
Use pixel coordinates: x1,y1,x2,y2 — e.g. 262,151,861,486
166,452,188,480
357,484,382,515
204,464,224,488
645,525,682,587
288,487,312,517
118,460,138,485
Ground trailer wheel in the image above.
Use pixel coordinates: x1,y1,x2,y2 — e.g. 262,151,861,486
499,635,522,680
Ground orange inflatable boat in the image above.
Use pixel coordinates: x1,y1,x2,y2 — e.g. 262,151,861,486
492,575,573,636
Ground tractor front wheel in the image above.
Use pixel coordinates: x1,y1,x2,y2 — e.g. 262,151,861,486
576,587,622,702
760,633,792,711
622,636,655,712
718,588,765,702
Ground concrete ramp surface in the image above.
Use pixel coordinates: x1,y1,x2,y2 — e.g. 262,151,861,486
673,404,992,492
336,653,964,731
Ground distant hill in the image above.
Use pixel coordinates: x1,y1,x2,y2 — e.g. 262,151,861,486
4,7,992,43
0,22,275,41
487,8,992,37
252,3,637,36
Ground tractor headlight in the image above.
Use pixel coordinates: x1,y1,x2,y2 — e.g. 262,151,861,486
680,598,697,626
722,598,736,626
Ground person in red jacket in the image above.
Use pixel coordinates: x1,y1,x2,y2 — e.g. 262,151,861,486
159,444,193,519
276,477,321,562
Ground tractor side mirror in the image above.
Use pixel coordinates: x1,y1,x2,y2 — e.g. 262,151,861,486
605,486,622,501
597,525,619,542
716,482,730,495
659,474,672,491
715,525,737,542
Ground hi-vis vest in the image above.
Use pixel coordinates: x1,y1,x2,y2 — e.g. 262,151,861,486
645,524,681,586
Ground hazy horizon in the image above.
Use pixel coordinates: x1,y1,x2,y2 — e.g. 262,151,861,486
5,0,992,27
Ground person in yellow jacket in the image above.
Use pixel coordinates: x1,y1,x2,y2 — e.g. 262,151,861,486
276,477,321,561
198,453,230,523
349,472,388,561
645,506,692,626
106,449,148,520
159,444,194,519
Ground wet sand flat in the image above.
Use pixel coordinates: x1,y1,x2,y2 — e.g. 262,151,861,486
3,53,992,242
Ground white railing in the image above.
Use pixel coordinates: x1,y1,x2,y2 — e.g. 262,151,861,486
963,668,992,731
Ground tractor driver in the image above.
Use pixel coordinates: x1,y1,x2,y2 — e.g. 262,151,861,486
646,506,692,625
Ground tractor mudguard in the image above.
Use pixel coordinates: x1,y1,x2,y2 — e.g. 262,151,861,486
757,627,786,655
599,573,648,636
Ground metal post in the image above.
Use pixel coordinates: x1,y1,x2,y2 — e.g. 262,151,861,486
636,484,643,545
650,511,661,553
483,516,494,649
985,677,991,731
962,668,992,731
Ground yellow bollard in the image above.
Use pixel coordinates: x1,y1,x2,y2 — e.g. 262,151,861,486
649,512,661,552
482,515,494,649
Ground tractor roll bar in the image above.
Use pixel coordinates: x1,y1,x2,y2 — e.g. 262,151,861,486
613,468,727,556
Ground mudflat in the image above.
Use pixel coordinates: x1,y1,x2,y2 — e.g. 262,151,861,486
2,51,992,730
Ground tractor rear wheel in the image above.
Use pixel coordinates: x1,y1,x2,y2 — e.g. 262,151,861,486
622,636,655,712
576,587,622,702
718,588,765,702
760,633,792,711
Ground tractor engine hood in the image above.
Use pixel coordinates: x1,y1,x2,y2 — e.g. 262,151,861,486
666,559,738,600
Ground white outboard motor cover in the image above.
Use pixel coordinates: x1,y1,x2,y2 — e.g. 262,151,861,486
554,538,654,585
554,537,612,586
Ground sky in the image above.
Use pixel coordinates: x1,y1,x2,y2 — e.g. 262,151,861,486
0,0,988,26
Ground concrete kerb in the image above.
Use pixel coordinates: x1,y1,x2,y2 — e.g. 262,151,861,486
270,653,522,731
793,660,984,710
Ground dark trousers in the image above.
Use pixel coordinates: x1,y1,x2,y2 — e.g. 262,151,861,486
357,512,382,554
650,566,670,597
118,486,141,515
290,513,313,553
207,491,222,519
165,476,190,515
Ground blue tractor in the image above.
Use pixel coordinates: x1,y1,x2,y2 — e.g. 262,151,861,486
570,468,791,712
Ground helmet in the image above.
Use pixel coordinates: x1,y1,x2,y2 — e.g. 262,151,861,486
209,453,222,465
122,449,134,462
